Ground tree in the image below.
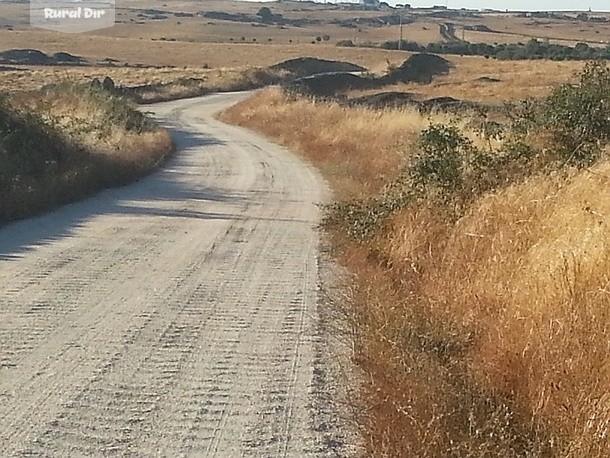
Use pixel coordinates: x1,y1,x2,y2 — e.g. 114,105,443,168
257,7,273,23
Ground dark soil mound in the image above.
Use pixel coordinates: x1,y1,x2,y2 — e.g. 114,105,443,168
346,91,417,109
464,24,494,32
287,73,375,97
0,49,85,65
271,57,367,79
419,96,471,111
346,92,480,113
52,52,83,64
383,53,452,84
0,49,51,65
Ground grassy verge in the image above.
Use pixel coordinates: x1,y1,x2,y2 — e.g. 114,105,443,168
222,62,610,457
1,83,173,225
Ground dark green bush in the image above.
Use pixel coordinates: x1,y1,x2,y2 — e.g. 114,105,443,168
540,61,610,165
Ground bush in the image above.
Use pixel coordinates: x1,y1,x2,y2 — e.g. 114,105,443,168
410,124,471,199
0,95,71,183
336,39,355,47
540,61,610,165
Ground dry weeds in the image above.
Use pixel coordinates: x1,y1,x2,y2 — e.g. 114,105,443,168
221,88,451,199
222,79,610,457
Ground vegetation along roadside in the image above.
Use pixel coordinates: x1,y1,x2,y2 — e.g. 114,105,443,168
222,60,610,457
0,83,173,225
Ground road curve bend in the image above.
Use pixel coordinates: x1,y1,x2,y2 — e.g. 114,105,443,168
0,93,343,457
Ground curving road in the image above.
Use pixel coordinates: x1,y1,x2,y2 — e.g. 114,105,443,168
0,93,346,457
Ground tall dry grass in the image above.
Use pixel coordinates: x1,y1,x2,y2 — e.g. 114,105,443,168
220,88,453,199
1,84,173,224
223,87,610,457
364,162,610,456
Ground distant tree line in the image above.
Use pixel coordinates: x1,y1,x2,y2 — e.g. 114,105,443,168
339,38,610,61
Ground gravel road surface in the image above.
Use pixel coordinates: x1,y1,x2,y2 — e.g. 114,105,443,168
0,93,349,457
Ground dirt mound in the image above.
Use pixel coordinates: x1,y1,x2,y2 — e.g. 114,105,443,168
52,52,84,64
346,91,417,109
0,49,85,65
383,53,452,84
346,92,480,113
271,57,367,79
464,24,494,32
287,73,375,97
0,49,51,65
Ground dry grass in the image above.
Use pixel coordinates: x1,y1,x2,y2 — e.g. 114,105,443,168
220,88,452,199
222,69,610,456
363,161,610,457
350,56,584,103
0,65,284,93
1,84,173,224
0,28,404,70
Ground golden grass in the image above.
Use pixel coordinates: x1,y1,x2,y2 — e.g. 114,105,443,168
368,161,610,456
351,56,585,103
220,88,451,199
222,74,610,456
0,65,284,100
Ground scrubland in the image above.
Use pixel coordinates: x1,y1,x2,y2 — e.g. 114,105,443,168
222,61,610,457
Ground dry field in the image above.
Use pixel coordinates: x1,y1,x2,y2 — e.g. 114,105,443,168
350,55,586,103
1,0,608,94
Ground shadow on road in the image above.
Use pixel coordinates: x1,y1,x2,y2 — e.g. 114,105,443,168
0,126,243,261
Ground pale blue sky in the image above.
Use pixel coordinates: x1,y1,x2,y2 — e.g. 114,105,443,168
239,0,608,13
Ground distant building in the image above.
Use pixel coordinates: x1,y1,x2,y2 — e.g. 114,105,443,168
360,0,380,8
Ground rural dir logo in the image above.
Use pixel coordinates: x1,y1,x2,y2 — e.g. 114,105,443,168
31,0,115,33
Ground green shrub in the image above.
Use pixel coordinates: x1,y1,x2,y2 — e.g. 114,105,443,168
540,61,610,165
410,124,470,198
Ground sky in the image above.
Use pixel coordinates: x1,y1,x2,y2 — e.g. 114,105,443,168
238,0,609,13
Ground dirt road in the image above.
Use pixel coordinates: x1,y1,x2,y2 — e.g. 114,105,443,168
0,93,347,457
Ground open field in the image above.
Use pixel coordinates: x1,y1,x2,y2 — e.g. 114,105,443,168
0,0,606,97
1,0,609,74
